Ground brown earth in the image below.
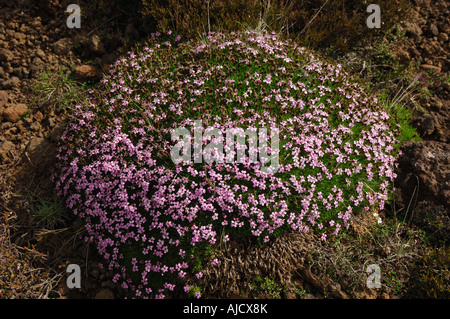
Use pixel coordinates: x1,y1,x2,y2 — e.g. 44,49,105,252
392,0,449,244
0,0,132,299
0,0,448,299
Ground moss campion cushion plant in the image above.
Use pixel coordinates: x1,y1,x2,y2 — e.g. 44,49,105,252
55,31,400,298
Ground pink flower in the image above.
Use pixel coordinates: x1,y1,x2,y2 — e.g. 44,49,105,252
263,74,272,85
211,258,219,266
195,271,203,279
56,30,399,300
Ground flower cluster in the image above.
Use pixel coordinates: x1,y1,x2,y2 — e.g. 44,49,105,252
55,31,399,298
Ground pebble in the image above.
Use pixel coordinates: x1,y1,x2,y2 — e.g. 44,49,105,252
437,33,448,42
29,121,41,132
36,48,46,59
429,23,439,36
0,48,14,62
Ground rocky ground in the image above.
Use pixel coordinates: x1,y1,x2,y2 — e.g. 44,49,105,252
0,0,133,299
0,0,448,299
393,0,449,231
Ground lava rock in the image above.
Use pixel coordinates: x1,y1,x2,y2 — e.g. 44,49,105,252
0,48,14,62
437,32,448,42
35,48,46,59
429,23,439,36
397,141,450,209
416,115,436,135
24,136,57,174
3,103,28,123
52,38,73,55
88,35,105,55
72,65,103,81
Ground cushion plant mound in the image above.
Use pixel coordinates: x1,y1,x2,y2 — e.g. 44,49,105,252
55,31,400,298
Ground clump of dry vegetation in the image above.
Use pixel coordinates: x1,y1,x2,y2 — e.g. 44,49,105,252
139,0,410,54
0,174,61,298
